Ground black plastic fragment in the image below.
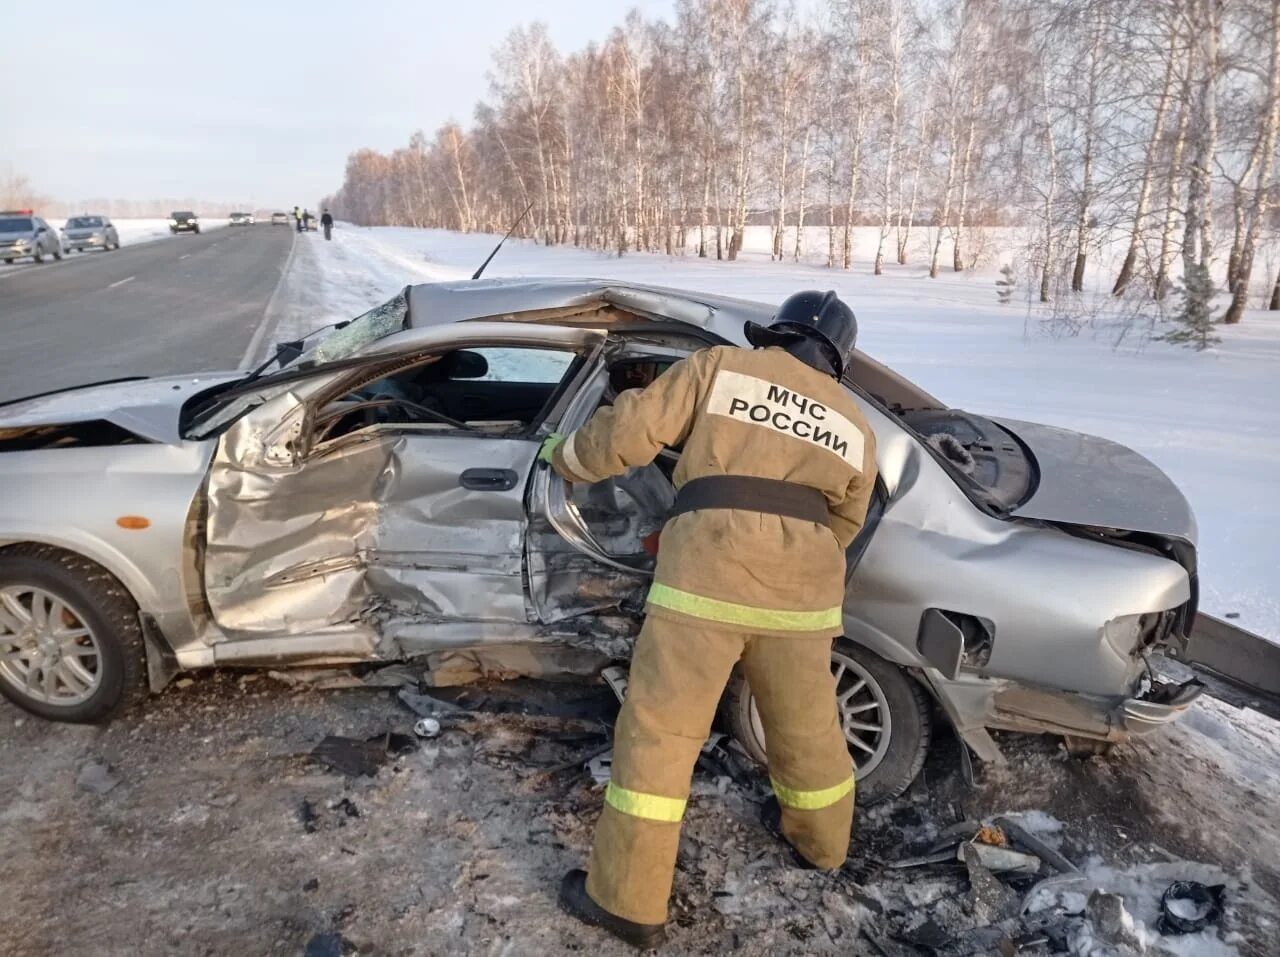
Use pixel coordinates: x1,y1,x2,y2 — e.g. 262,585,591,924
1158,880,1225,934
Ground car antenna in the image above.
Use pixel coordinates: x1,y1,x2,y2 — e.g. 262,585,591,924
472,202,534,280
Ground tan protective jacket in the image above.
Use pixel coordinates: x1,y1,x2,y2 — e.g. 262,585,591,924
552,345,878,639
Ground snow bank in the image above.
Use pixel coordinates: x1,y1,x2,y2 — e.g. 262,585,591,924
284,225,1280,642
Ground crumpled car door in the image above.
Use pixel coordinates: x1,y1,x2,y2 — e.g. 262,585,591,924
203,327,607,647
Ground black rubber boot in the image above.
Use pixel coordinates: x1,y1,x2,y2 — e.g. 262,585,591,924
558,869,667,951
759,796,820,870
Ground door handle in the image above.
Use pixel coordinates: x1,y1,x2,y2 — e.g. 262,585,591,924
459,468,519,491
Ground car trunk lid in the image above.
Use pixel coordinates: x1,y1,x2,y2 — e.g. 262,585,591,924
993,417,1197,544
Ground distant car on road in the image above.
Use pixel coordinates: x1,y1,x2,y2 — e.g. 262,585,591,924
169,211,200,234
0,211,65,264
229,212,255,226
61,215,120,253
270,212,289,226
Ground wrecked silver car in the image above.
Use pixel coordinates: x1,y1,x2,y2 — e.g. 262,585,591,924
0,279,1204,802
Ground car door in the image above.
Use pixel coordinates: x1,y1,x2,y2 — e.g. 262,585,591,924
202,325,605,646
525,340,694,626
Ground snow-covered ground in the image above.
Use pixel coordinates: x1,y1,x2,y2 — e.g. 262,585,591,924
0,217,229,275
278,223,1280,642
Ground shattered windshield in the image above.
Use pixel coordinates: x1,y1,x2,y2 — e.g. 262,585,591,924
310,287,411,363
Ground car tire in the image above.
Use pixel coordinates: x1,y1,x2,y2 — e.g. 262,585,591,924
3,258,12,264
0,545,149,724
724,638,931,806
193,226,200,234
32,248,44,263
53,247,63,261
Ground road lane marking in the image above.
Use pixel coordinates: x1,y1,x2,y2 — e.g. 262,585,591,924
107,276,135,289
179,254,190,260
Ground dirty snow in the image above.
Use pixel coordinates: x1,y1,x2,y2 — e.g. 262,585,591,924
276,223,1280,643
3,673,1277,955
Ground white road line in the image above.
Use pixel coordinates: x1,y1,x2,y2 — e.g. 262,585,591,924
107,276,135,289
179,254,190,260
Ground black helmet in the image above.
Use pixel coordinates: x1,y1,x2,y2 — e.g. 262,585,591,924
744,290,858,379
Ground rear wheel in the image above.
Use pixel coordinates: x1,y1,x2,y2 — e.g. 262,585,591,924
52,246,63,261
32,248,44,263
725,639,931,805
0,546,148,723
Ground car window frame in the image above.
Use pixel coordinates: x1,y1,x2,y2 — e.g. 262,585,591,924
301,341,592,459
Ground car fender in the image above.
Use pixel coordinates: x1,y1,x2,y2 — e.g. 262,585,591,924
0,524,171,621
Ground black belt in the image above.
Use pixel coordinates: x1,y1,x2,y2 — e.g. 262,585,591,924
669,475,831,527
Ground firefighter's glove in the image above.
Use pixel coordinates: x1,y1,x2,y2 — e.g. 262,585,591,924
538,432,567,465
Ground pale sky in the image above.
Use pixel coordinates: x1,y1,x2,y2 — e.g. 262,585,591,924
3,0,675,208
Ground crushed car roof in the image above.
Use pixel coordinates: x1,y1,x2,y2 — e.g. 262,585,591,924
406,277,767,343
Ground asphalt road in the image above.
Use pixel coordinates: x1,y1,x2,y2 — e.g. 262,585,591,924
0,226,293,403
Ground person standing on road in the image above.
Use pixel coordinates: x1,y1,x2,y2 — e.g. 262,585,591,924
541,291,877,949
321,208,334,240
293,206,303,233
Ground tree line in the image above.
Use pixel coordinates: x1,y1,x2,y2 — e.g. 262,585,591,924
325,0,1280,329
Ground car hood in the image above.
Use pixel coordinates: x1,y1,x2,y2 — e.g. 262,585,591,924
64,228,103,236
994,417,1197,544
0,230,33,241
0,372,244,444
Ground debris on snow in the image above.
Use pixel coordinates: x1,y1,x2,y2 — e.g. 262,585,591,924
75,760,119,794
1158,881,1226,935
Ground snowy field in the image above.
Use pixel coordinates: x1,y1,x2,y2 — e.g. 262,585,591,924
277,224,1280,642
0,217,229,275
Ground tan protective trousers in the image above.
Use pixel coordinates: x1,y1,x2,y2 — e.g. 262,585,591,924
585,615,855,925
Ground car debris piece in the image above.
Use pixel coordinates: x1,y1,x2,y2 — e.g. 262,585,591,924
1087,890,1144,951
956,842,1040,875
888,848,958,869
75,761,120,795
995,816,1079,875
309,732,417,777
300,799,319,834
413,717,441,739
396,688,465,718
1158,880,1225,934
963,844,1022,925
587,750,614,786
601,665,629,702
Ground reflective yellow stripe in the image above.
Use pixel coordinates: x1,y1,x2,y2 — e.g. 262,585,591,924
771,776,855,811
605,783,687,822
647,583,842,632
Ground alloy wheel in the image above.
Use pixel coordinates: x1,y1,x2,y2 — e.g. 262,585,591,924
0,585,103,706
747,646,893,778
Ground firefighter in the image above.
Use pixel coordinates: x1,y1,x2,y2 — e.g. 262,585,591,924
542,290,877,949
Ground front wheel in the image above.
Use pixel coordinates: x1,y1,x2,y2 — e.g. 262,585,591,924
724,639,932,805
53,247,63,261
32,249,44,263
0,546,149,723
